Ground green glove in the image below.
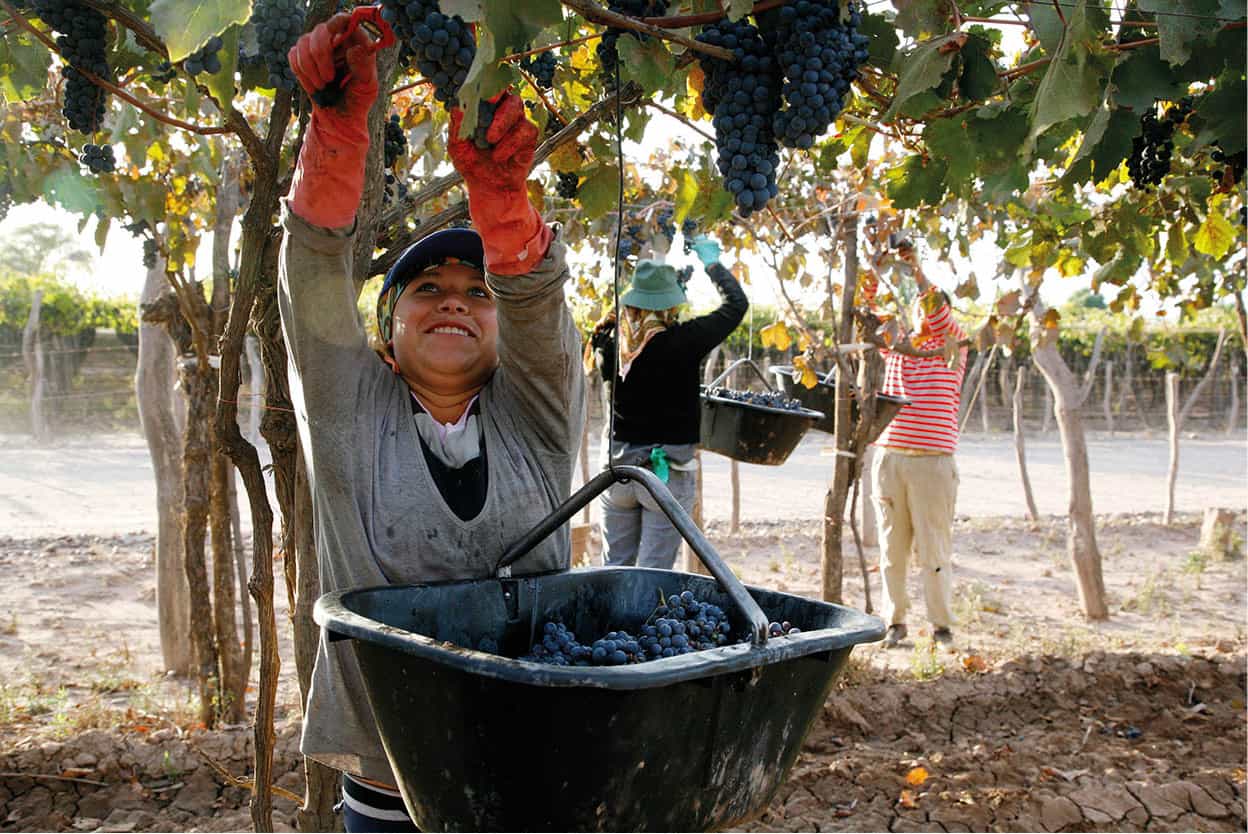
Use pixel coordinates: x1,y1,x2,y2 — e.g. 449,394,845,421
648,447,670,484
690,235,722,268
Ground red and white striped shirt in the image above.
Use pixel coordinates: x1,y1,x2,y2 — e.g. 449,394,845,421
873,299,968,454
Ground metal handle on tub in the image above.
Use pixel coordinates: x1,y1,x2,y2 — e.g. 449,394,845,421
494,464,772,646
705,358,777,393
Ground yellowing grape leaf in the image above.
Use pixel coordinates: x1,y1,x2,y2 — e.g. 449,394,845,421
527,181,545,213
898,789,919,809
974,319,995,351
546,141,583,174
905,767,929,786
1194,204,1236,259
686,64,707,121
793,355,818,388
954,274,979,300
996,290,1021,317
760,321,792,352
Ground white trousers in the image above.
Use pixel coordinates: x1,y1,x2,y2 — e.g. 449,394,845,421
872,449,958,629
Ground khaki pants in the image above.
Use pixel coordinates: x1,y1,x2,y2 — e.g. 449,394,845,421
872,449,958,629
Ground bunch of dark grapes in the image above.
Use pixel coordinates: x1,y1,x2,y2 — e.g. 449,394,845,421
147,61,177,84
768,0,870,149
706,386,807,412
517,590,745,667
681,218,698,253
33,0,112,133
0,185,13,223
556,172,580,199
656,206,676,242
596,0,670,83
383,114,407,169
383,172,408,206
379,1,475,108
520,50,557,90
184,36,224,76
695,18,782,216
1126,100,1190,189
142,239,158,270
252,0,306,91
617,220,645,259
79,143,114,174
676,264,694,289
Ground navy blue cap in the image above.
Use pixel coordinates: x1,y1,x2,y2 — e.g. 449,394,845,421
380,227,485,299
376,228,486,345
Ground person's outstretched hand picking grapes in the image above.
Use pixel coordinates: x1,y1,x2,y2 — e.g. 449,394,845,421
281,15,584,831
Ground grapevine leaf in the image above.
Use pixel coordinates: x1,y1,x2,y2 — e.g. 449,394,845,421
1025,0,1114,157
957,33,998,102
1109,47,1187,112
882,34,961,122
0,33,52,103
672,167,699,226
885,154,948,209
792,355,818,389
150,0,252,63
1139,0,1222,65
954,274,979,299
894,0,951,38
922,119,977,192
1024,2,1065,54
974,320,995,351
617,37,676,93
1190,73,1247,154
760,321,792,351
546,142,583,174
577,163,621,220
995,290,1021,316
1193,200,1236,259
859,12,900,68
1092,251,1141,286
1066,106,1137,184
1166,222,1189,265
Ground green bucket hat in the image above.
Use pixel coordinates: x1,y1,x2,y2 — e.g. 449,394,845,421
620,260,687,311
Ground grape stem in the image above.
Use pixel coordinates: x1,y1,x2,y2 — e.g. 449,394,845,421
559,0,736,61
640,0,790,28
501,33,604,63
0,0,233,136
514,64,569,127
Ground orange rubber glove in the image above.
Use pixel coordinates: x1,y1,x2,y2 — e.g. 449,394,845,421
448,93,552,275
287,13,380,229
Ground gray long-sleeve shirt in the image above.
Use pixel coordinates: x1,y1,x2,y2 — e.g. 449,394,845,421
277,207,585,781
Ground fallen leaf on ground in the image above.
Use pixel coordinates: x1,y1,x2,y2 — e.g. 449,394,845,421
905,766,929,786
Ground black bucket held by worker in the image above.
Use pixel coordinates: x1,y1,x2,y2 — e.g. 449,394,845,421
700,359,823,466
315,465,883,831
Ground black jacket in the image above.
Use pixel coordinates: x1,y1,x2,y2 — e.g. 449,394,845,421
594,263,748,445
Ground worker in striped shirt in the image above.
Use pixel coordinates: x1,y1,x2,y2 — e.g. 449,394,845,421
864,244,968,649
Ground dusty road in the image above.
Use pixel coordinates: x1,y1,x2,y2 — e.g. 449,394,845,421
1,429,1243,536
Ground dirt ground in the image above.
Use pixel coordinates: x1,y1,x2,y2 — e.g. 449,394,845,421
0,506,1244,832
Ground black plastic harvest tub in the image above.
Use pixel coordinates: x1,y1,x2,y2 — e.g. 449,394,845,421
315,569,883,832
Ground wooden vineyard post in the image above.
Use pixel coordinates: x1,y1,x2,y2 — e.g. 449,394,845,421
1226,357,1240,436
1013,366,1040,521
1103,361,1114,436
22,290,47,443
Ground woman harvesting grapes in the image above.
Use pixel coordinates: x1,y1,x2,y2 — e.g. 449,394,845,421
280,15,583,830
587,238,747,569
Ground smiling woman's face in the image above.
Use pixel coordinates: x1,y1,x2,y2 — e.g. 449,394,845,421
388,263,499,394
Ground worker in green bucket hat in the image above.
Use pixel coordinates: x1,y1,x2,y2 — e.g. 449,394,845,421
586,234,748,569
